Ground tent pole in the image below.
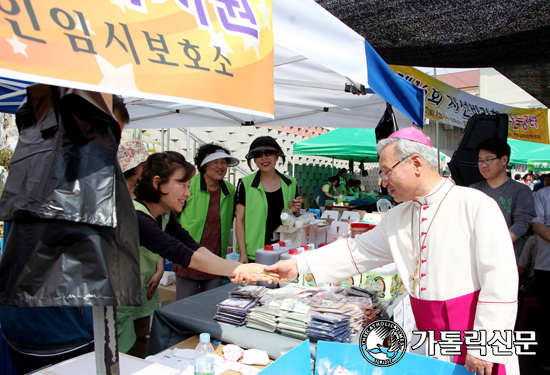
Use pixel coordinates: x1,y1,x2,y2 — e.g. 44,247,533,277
292,154,295,176
435,121,441,174
186,127,190,160
93,306,119,375
167,128,170,151
161,128,165,152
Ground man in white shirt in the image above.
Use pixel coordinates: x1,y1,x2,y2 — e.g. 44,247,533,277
266,127,519,375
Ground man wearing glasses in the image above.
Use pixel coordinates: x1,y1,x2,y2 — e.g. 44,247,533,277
266,127,519,375
470,138,535,261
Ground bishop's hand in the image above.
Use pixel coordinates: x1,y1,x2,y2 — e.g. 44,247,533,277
229,263,279,285
264,259,298,283
465,353,494,375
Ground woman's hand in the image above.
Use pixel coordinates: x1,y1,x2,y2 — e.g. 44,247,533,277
146,270,164,300
229,263,280,285
238,252,249,264
290,196,303,214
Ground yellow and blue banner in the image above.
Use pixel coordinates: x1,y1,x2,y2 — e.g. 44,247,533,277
390,65,548,144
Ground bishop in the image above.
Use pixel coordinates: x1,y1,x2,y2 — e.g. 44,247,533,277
266,127,519,375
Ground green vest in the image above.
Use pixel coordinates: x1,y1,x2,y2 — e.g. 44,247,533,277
239,171,297,260
178,173,235,259
117,200,169,353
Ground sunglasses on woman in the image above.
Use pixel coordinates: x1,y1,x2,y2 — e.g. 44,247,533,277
252,150,276,158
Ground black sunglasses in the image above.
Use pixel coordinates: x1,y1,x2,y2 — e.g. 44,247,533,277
252,150,276,158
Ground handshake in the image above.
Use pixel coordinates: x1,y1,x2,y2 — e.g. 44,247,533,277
229,259,299,285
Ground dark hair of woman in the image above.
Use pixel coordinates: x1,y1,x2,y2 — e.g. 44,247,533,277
123,167,139,180
329,176,340,187
135,151,195,203
247,152,286,171
194,143,232,174
338,168,347,176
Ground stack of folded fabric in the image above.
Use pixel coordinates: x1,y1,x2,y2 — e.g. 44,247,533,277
344,287,380,327
213,298,258,326
345,286,373,299
276,312,310,340
229,285,268,301
306,312,352,343
246,305,281,333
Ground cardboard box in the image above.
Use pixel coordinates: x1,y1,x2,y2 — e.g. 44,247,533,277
158,283,177,305
325,221,349,243
276,222,329,248
331,206,349,216
351,209,367,219
306,225,327,248
321,210,340,221
340,211,361,222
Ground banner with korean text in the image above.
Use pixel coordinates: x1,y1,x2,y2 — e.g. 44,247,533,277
0,0,274,117
390,65,549,144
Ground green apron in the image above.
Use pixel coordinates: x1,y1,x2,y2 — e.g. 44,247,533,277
117,200,168,353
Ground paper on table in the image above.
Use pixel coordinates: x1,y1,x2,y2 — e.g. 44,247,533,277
33,353,180,375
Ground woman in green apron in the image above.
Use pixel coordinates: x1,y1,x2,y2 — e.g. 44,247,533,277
235,136,302,263
117,151,274,357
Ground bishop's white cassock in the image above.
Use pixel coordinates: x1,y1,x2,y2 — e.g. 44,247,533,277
298,178,519,374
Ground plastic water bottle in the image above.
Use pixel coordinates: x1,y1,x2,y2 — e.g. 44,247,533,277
194,333,215,375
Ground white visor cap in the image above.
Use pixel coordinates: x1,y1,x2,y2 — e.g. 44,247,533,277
200,150,240,167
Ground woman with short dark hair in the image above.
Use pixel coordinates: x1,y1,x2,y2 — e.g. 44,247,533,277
174,143,239,300
236,136,302,263
117,151,272,357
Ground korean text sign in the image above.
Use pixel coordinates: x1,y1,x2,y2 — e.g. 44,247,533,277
390,65,548,145
0,0,274,117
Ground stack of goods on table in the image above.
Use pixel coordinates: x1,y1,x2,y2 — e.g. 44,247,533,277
213,285,267,326
229,285,268,301
344,286,379,327
306,312,352,343
216,284,383,343
246,305,280,333
276,312,310,341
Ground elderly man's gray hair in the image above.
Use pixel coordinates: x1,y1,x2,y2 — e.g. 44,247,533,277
377,138,439,170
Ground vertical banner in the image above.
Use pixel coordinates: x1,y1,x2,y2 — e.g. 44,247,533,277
390,65,549,145
0,0,274,117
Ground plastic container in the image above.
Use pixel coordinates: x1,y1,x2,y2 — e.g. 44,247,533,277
280,208,296,227
280,248,300,261
195,333,215,375
213,339,222,349
350,222,371,238
256,244,288,288
225,253,241,262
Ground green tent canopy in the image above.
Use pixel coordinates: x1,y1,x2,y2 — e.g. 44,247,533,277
509,139,550,166
293,128,378,162
293,127,451,165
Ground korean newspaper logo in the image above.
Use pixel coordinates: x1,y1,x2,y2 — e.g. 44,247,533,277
360,321,407,366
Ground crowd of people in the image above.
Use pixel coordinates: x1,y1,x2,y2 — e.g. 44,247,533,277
2,94,550,375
